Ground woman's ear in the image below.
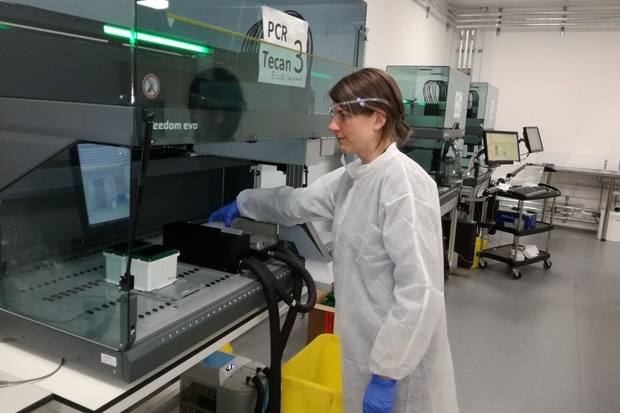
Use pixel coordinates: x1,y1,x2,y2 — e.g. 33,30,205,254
373,110,387,130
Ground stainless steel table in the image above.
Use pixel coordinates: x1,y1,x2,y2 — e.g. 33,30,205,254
547,166,620,241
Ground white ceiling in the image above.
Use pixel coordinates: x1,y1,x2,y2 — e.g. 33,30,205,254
449,0,620,8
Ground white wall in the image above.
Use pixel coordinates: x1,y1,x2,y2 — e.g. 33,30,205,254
469,27,620,169
364,0,454,68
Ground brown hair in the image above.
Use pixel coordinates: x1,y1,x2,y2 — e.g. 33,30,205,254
328,68,412,145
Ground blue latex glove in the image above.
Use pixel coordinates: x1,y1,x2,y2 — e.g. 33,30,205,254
208,201,240,227
363,374,397,413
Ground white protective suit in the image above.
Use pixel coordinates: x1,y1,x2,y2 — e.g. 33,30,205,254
237,143,459,413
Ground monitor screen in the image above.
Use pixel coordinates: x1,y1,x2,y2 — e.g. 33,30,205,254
77,144,131,226
523,126,544,153
483,130,520,165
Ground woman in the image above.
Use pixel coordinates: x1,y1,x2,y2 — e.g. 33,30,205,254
209,68,459,413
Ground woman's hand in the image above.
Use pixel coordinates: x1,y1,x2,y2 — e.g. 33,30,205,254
208,201,240,227
363,374,397,413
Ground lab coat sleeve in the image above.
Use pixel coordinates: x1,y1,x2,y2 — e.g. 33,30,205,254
368,190,445,380
236,167,344,227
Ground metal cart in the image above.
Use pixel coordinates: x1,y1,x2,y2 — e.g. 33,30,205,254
478,183,561,279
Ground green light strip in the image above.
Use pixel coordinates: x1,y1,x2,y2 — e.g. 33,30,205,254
103,24,213,54
104,25,134,41
137,32,210,53
310,71,333,80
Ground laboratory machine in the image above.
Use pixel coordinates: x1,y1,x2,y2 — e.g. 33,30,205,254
385,66,470,188
0,2,367,399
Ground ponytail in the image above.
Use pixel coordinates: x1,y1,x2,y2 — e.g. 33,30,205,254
394,119,412,145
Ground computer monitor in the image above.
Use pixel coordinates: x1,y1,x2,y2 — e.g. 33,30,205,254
77,143,131,226
482,130,520,165
523,126,544,154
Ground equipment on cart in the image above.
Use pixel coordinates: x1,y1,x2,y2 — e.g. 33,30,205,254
474,126,564,279
478,183,561,279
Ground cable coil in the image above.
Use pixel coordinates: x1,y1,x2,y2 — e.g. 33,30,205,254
240,243,317,413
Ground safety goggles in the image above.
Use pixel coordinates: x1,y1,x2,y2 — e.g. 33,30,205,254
326,97,391,119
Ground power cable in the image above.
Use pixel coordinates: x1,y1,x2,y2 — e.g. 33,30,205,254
239,243,316,413
0,358,65,387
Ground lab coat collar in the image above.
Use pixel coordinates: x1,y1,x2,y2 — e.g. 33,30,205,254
341,142,398,179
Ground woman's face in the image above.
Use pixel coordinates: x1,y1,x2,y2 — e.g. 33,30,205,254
328,105,383,163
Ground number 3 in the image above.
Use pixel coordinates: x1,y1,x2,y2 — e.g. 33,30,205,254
293,39,304,74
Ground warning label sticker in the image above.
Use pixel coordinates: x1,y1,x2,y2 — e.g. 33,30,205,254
142,74,160,99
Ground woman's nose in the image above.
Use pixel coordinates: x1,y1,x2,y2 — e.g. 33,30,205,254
328,117,339,132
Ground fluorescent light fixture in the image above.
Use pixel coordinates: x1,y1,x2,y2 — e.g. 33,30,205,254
103,24,213,54
137,0,169,10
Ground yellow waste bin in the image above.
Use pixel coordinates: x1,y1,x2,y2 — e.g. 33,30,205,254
282,334,342,413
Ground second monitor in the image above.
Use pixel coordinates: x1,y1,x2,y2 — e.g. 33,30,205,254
523,126,544,154
483,130,520,165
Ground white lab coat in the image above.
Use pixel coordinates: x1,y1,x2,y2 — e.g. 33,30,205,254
237,143,459,413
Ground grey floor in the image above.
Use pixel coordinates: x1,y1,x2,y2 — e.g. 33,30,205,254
231,226,620,413
446,227,620,413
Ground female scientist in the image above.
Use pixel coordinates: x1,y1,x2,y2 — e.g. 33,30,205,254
209,67,459,413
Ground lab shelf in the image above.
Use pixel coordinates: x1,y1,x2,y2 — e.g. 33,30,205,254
478,245,551,268
492,221,555,236
478,185,560,279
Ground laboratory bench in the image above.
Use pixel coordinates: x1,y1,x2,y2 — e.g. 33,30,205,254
547,165,620,241
0,306,281,413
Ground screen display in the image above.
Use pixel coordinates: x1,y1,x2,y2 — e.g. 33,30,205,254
523,126,544,153
77,144,131,226
483,131,520,165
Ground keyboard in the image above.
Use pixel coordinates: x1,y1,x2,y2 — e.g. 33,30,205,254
507,185,549,198
530,162,557,172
